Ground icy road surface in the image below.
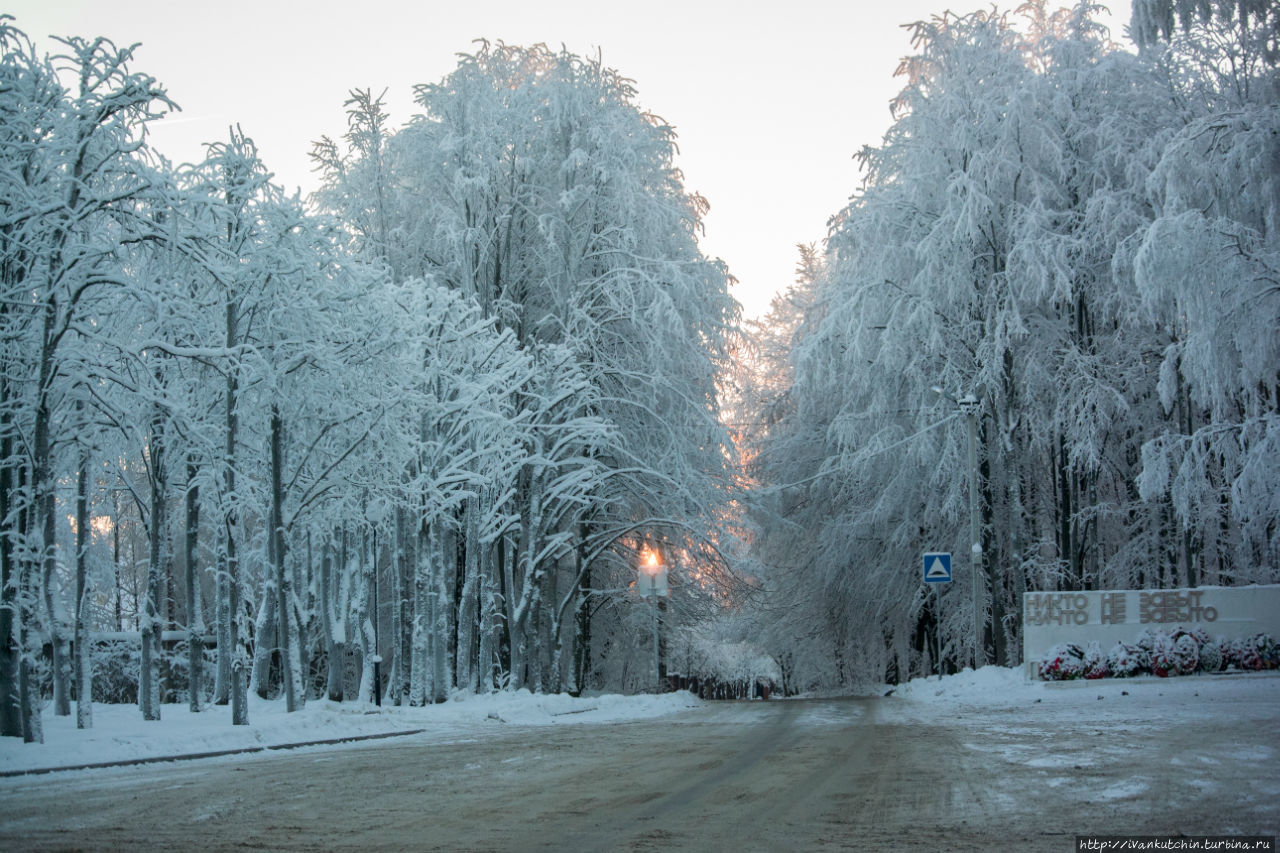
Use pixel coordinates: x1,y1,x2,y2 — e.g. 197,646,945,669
1,674,1276,851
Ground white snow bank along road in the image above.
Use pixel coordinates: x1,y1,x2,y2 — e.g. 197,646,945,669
0,690,701,775
890,664,1279,719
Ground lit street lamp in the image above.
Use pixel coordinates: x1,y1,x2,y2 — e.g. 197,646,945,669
638,547,668,692
932,386,985,669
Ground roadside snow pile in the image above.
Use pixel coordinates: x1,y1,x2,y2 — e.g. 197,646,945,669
0,690,701,775
889,663,1280,719
892,666,1046,707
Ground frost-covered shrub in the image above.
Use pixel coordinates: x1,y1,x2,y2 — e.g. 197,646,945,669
1082,641,1109,679
1149,632,1177,677
92,639,141,704
1039,643,1085,680
1172,633,1200,675
1107,642,1148,678
166,641,219,705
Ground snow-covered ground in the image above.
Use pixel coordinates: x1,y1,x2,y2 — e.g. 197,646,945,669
0,690,701,776
888,665,1280,838
5,665,1276,787
890,663,1279,718
2,670,1277,848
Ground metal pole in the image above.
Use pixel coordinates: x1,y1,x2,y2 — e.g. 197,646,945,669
651,596,660,693
372,526,381,706
934,584,942,678
961,395,984,669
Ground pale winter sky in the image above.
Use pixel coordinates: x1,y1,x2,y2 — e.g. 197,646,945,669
7,0,1131,318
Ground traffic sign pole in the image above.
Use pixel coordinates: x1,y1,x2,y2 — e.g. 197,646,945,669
923,552,950,676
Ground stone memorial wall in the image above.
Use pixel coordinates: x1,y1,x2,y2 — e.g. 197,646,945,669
1021,584,1280,677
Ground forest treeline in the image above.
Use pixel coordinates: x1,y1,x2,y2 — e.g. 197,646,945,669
3,0,1278,742
0,25,739,741
736,0,1279,689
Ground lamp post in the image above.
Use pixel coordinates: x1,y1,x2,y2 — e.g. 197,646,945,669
933,386,985,670
639,547,667,693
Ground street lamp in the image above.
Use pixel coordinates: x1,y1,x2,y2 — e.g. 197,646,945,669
932,386,985,670
638,547,667,692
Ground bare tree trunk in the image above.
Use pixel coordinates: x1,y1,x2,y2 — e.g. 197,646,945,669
0,409,20,738
270,407,299,711
184,458,202,712
321,532,345,702
455,497,480,692
409,521,428,705
140,405,166,722
224,295,248,726
356,524,376,704
35,318,70,718
394,506,414,704
476,515,497,694
213,564,229,705
250,580,277,699
75,443,92,728
431,524,449,704
571,532,592,696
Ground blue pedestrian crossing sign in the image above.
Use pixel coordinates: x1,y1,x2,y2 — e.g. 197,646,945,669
923,552,952,583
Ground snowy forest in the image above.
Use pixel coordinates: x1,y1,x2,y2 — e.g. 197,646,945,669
1,0,1278,744
736,0,1279,689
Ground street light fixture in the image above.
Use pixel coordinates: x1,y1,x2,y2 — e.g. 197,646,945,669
638,546,667,692
933,386,985,670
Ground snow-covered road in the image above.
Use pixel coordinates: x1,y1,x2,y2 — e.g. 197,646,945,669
1,671,1276,851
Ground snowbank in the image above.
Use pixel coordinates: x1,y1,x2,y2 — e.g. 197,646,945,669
888,665,1280,719
892,665,1046,706
0,690,701,776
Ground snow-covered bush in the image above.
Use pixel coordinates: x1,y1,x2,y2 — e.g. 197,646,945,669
1039,644,1085,680
166,641,219,705
1107,642,1148,678
92,639,141,704
1082,641,1109,679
